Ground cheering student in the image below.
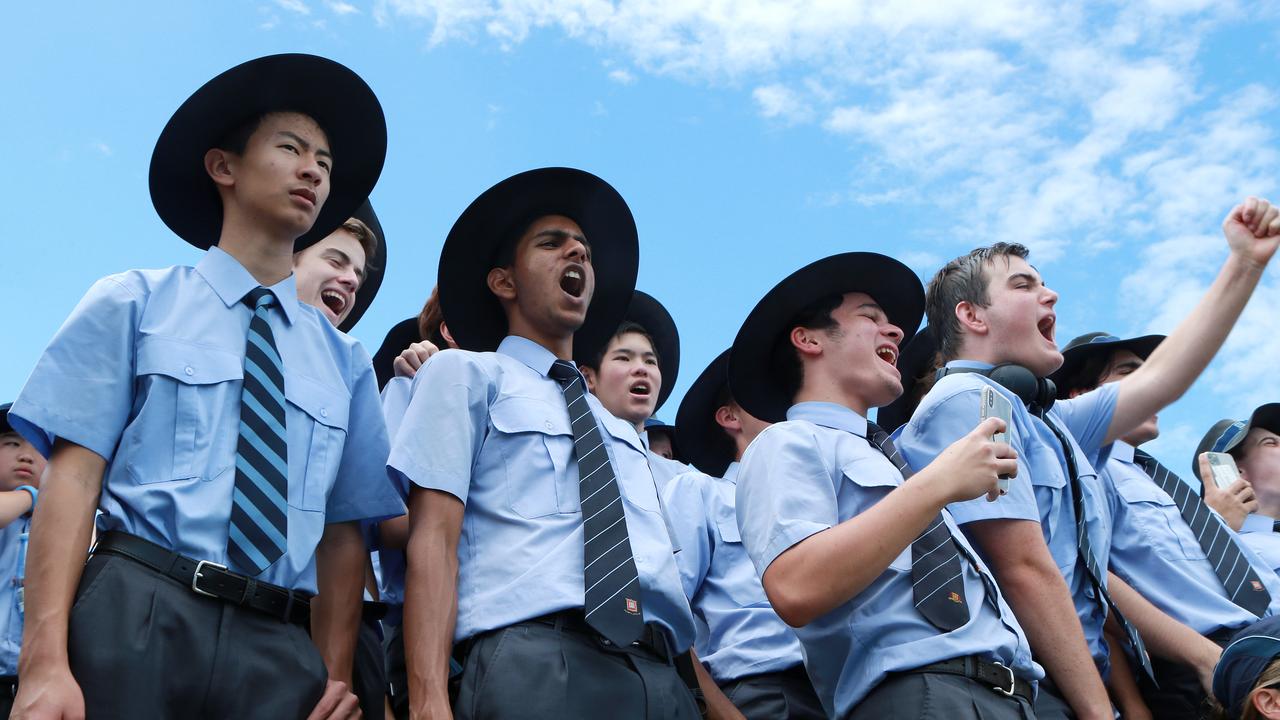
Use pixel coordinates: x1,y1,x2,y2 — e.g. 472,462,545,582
728,252,1041,719
1196,405,1280,576
0,404,46,718
6,54,403,720
896,197,1280,717
1053,333,1280,719
1212,615,1280,720
389,168,699,719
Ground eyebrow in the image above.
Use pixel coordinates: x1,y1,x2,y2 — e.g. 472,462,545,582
1007,271,1041,285
278,131,332,160
532,228,590,249
1111,360,1142,373
323,247,364,281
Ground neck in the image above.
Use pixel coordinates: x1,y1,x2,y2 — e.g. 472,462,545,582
1257,494,1280,521
506,321,574,361
952,337,1005,367
793,383,869,417
216,205,300,287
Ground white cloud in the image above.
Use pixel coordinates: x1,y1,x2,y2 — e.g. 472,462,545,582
91,141,112,157
276,0,310,14
608,68,634,85
753,83,809,123
328,1,359,14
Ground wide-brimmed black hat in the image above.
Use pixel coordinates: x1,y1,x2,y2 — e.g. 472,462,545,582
875,326,940,432
1193,403,1280,481
574,290,680,411
0,403,12,434
438,168,639,354
1048,332,1164,399
150,53,387,252
338,200,387,332
729,253,924,423
372,316,421,391
675,349,738,477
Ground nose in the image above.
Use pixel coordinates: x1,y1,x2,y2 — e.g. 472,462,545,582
564,237,588,263
884,323,904,343
299,153,324,186
1042,285,1059,307
337,267,360,292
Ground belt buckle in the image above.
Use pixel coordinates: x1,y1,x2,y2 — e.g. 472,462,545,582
192,560,228,598
991,661,1016,697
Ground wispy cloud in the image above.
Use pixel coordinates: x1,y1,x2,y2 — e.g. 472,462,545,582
276,0,310,15
90,141,112,157
328,0,359,15
608,68,635,85
753,83,809,124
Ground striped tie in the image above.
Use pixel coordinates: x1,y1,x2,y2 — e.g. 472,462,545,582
867,422,969,631
1133,449,1270,616
1034,408,1155,682
228,288,289,576
548,360,644,646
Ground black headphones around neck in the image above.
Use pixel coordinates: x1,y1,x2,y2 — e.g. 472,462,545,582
935,363,1057,412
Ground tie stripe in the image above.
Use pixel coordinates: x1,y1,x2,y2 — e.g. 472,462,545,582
1133,449,1270,617
228,288,289,576
548,360,645,645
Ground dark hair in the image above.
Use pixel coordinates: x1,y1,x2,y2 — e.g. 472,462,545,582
581,321,659,371
216,114,270,156
417,286,449,350
769,293,844,403
1055,351,1113,398
925,243,1031,362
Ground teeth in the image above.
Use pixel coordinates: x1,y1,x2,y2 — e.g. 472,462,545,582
565,270,581,279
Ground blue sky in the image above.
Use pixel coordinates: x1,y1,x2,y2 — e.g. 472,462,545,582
3,0,1279,467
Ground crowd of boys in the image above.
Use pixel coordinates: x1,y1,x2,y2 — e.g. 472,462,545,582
2,53,1280,720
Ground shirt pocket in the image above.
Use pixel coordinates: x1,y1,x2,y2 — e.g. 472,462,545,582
284,374,350,512
490,396,576,519
714,510,770,606
840,455,912,572
128,336,241,484
597,410,659,513
1114,478,1206,561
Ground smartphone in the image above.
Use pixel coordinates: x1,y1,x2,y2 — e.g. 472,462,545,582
1205,451,1241,491
980,386,1015,494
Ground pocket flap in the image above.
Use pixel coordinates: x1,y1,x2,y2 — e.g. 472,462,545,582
490,397,573,437
716,515,742,544
136,336,242,385
285,373,349,430
1114,476,1176,506
840,455,900,489
598,410,646,455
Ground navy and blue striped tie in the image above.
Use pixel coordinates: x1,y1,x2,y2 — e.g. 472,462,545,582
228,288,289,576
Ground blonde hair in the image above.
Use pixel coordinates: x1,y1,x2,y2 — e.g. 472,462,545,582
339,217,380,275
1220,658,1280,720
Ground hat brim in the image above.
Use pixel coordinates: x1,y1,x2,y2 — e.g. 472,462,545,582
875,326,940,432
676,349,735,477
372,317,421,390
1048,334,1165,398
438,168,639,353
729,253,924,423
149,54,387,252
574,290,680,411
338,200,387,332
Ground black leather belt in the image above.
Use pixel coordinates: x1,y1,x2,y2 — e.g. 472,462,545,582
905,656,1033,702
526,610,674,662
93,531,311,625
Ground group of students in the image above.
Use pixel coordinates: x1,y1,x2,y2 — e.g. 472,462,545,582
4,51,1280,720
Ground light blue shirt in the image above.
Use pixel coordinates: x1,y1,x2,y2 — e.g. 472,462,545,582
1105,442,1280,636
0,515,29,674
372,375,413,624
1239,514,1280,576
644,441,692,492
896,365,1118,676
661,462,806,684
736,401,1040,718
9,248,403,593
386,336,696,648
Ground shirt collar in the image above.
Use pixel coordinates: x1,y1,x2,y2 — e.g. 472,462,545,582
786,401,868,438
723,461,740,484
498,335,581,382
1242,513,1279,534
945,359,996,371
1111,440,1136,464
196,247,300,325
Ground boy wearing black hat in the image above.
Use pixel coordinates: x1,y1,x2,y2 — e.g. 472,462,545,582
7,55,402,719
1055,333,1280,719
389,168,698,719
729,252,1040,719
0,404,45,717
294,200,385,333
1197,405,1280,576
896,197,1280,717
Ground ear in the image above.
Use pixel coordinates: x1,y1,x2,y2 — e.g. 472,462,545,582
790,326,824,359
714,404,742,435
486,266,517,303
579,364,599,393
439,322,456,349
954,300,988,337
204,148,236,189
1251,687,1280,718
1068,388,1084,400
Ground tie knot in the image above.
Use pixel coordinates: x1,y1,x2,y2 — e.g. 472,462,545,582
865,420,890,446
548,359,580,385
244,287,277,310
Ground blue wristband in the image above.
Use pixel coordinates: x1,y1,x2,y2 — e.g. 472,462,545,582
15,485,37,515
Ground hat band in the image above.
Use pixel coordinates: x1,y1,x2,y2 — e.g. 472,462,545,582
1213,421,1247,453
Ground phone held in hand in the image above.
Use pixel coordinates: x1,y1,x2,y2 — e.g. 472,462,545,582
1205,451,1242,491
980,386,1015,494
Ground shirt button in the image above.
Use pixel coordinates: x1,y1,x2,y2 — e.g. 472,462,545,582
320,408,328,418
184,366,194,376
545,421,553,431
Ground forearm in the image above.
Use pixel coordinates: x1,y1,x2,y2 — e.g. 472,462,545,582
1107,572,1220,670
311,521,366,682
1103,628,1151,720
0,491,34,528
690,648,744,720
378,514,409,551
405,488,463,716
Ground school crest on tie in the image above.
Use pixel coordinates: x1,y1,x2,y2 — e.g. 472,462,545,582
948,592,964,605
625,598,640,615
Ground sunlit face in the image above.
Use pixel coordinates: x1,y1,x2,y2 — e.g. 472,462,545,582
974,255,1062,377
1237,428,1280,506
1096,349,1159,445
225,112,332,240
294,228,366,327
583,331,662,430
809,292,905,411
495,215,594,341
0,431,45,491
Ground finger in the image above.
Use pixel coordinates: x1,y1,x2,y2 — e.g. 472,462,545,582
975,416,1006,437
1243,196,1258,224
392,357,413,379
987,488,1000,502
1244,498,1260,513
1256,205,1279,237
408,351,425,371
991,441,1017,460
306,682,343,720
1197,453,1212,483
995,458,1019,478
337,691,361,720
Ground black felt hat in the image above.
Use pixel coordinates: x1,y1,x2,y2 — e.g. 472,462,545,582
729,253,924,423
574,290,681,412
1048,332,1165,399
1193,403,1280,481
371,316,421,391
149,53,387,252
438,168,639,354
675,349,737,477
338,200,387,333
874,326,940,432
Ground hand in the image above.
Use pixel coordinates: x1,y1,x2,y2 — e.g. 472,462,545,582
1199,454,1257,531
409,695,454,720
393,341,442,379
10,666,86,720
923,417,1019,504
1223,196,1280,268
1115,700,1154,720
305,679,360,720
1194,639,1224,697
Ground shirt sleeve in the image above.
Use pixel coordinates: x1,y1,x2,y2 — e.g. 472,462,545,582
660,471,714,600
386,349,493,504
9,275,142,461
735,425,837,577
326,342,403,524
1054,382,1119,461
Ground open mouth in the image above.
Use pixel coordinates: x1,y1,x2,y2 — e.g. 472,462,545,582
560,267,585,298
875,345,898,366
1037,314,1056,344
629,381,651,398
321,289,348,317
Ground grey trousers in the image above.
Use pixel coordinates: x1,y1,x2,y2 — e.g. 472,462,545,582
452,618,701,720
353,614,387,720
384,621,409,720
721,665,825,720
68,553,327,720
848,673,1038,720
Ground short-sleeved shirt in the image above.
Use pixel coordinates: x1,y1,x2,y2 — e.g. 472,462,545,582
736,401,1040,718
386,336,696,649
896,363,1118,676
644,442,692,492
1105,441,1280,636
0,515,30,674
1239,514,1280,575
372,375,413,623
9,248,403,593
661,462,805,684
